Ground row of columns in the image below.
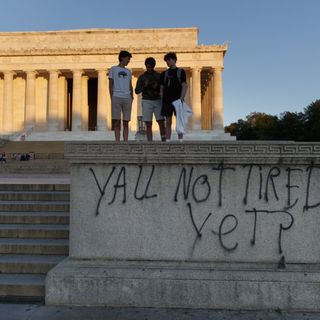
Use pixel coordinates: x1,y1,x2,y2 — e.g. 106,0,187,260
1,66,224,133
191,66,224,131
1,69,110,133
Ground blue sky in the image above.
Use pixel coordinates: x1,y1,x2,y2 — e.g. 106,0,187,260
0,0,319,125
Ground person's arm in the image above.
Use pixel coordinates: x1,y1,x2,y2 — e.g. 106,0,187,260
130,80,134,100
159,72,164,99
180,69,188,102
160,84,164,99
108,67,114,99
180,82,188,102
109,78,114,99
135,76,143,95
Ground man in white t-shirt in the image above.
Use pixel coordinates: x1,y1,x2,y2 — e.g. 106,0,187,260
109,50,133,142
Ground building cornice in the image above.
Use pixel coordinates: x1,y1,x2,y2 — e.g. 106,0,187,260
0,44,228,57
0,27,199,36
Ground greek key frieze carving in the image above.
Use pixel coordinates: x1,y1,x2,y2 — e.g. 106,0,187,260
65,143,320,165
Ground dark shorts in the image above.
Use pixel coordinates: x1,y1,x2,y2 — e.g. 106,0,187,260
161,101,176,117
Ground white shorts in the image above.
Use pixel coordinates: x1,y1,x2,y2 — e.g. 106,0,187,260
112,96,132,121
142,99,164,122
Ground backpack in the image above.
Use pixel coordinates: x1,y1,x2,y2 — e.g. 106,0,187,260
164,68,182,87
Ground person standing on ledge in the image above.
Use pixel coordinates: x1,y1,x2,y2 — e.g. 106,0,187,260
135,57,166,142
160,52,188,142
109,50,133,142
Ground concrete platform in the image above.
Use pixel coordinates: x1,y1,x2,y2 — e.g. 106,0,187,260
22,130,235,141
0,175,70,185
1,303,320,320
46,259,320,311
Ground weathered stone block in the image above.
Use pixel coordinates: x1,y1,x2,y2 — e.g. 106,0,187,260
46,141,320,311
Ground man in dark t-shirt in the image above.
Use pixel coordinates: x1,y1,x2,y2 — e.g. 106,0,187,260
135,57,165,141
160,52,187,141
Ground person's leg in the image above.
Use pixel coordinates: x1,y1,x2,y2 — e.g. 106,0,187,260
111,97,122,142
145,121,153,141
154,99,166,142
122,120,129,142
157,120,166,141
113,119,121,142
165,117,172,140
161,101,174,141
142,100,153,141
122,98,132,142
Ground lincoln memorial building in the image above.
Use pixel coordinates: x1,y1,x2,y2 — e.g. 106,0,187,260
0,27,231,140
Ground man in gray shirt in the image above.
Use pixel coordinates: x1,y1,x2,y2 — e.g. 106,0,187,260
109,50,133,142
135,57,166,141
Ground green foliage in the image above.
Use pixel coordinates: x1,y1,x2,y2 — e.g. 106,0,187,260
277,111,304,141
225,99,320,141
302,100,320,141
225,112,279,140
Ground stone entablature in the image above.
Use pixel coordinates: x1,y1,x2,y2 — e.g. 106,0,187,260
0,45,227,56
0,28,200,52
0,28,228,136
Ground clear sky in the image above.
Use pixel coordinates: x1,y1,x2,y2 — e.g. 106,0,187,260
0,0,319,125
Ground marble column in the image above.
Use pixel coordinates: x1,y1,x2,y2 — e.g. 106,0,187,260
72,69,82,131
208,73,214,129
186,72,192,131
25,70,36,131
48,70,59,131
106,76,112,130
192,67,202,130
201,73,213,130
97,69,107,131
0,78,3,132
3,71,14,132
212,67,224,131
131,74,138,132
81,75,89,130
58,75,67,131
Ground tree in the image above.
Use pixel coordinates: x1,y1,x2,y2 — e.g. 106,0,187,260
225,112,279,140
301,100,320,141
225,99,320,141
277,111,304,141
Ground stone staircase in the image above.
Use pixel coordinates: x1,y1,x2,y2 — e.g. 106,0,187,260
0,141,69,175
0,183,69,302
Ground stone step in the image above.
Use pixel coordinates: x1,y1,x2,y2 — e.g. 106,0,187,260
0,254,66,274
0,238,69,255
0,191,70,201
0,224,69,239
0,212,69,224
0,200,69,212
0,274,45,302
0,184,70,191
0,160,69,175
25,131,127,141
24,131,236,141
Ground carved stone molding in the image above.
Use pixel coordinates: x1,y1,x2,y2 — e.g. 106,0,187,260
0,45,228,57
64,141,320,165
